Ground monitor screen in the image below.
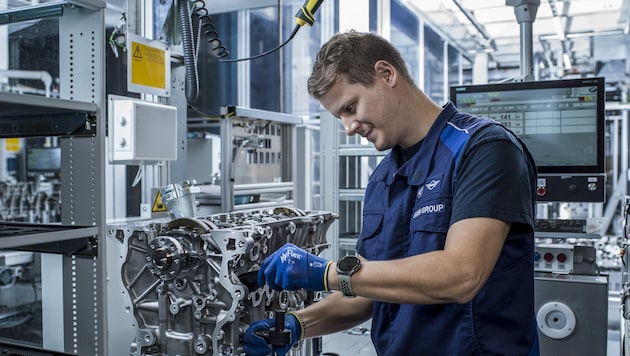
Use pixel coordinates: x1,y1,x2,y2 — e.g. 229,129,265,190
449,77,605,175
26,147,61,173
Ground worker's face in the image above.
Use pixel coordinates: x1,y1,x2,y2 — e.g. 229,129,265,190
318,72,398,151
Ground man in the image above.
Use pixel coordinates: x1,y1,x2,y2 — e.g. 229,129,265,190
244,30,539,356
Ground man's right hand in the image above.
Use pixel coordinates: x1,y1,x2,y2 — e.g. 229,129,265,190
243,313,302,356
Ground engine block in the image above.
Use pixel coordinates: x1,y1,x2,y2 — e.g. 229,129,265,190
107,207,337,356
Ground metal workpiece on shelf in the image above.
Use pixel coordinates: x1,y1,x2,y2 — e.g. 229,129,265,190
160,180,201,218
107,207,338,356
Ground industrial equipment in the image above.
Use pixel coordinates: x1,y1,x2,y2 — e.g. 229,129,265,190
450,77,606,203
108,207,337,356
188,106,303,213
535,273,608,355
108,96,178,164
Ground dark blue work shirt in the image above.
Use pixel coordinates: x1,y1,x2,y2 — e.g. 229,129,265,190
356,102,539,355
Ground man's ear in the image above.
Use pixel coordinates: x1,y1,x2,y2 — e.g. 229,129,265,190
374,60,396,86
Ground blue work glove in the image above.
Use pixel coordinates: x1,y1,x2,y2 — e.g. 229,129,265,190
258,243,332,291
243,313,302,356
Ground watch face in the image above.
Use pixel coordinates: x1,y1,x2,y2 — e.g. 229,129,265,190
338,256,360,271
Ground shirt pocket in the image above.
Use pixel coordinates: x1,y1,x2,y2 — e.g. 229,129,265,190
357,213,383,260
409,199,451,253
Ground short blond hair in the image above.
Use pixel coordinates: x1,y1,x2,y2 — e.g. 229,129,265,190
307,30,415,99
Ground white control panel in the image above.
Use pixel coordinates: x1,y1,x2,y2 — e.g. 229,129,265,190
109,96,177,163
534,244,574,274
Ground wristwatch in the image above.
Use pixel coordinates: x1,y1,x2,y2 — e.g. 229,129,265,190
336,255,361,297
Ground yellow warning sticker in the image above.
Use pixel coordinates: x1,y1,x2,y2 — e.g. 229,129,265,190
5,138,20,152
152,191,168,212
127,34,170,97
131,41,166,89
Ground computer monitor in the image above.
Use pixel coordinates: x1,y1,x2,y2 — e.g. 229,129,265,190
450,77,606,203
26,146,61,179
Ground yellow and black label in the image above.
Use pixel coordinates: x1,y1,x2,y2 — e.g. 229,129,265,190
152,191,168,212
127,34,170,96
130,40,166,90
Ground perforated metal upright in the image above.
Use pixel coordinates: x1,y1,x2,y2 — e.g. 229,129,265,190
57,1,107,354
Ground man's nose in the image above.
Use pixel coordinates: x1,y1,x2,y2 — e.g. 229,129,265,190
342,119,361,136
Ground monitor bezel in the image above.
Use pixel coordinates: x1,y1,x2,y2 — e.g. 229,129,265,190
449,77,606,175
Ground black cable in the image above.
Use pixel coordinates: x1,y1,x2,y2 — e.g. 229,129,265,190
219,25,301,63
177,0,199,103
192,0,230,58
185,21,302,115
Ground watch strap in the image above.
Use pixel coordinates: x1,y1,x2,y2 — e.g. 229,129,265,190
338,273,355,297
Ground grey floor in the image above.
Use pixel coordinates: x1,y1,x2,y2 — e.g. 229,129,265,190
320,300,623,356
321,321,376,355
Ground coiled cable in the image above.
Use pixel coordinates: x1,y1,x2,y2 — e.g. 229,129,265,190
192,0,230,58
178,0,231,103
177,0,199,102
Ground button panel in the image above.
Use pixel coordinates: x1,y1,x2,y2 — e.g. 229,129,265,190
534,244,574,273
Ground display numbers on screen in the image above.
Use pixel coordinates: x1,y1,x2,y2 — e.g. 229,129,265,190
488,112,524,134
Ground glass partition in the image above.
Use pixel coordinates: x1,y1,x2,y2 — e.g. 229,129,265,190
423,24,445,103
390,0,420,84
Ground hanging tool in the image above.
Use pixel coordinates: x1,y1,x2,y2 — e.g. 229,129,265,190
295,0,325,26
220,0,326,62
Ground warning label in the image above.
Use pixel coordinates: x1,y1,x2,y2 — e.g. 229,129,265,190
133,46,142,59
152,191,168,212
130,40,166,90
5,138,20,152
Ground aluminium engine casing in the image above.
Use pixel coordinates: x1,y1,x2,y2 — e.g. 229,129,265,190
107,207,337,356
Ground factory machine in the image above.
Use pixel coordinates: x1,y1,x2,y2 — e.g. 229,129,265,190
108,206,337,355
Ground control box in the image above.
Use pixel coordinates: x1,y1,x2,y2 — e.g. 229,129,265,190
535,174,605,203
534,244,574,274
108,96,177,164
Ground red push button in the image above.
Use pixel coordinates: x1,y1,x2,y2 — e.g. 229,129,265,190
557,253,567,263
543,252,554,262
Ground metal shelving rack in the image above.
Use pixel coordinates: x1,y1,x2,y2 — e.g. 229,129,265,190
0,1,107,354
188,105,303,213
0,93,100,255
319,109,387,261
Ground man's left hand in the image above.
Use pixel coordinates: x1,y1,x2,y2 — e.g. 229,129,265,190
258,243,332,291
